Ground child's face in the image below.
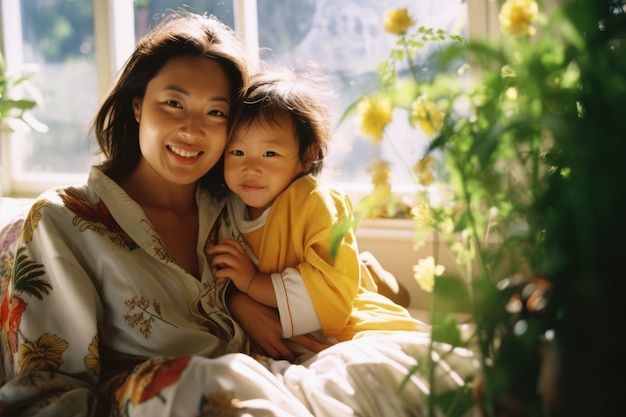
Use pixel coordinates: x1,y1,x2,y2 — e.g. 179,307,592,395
225,112,305,218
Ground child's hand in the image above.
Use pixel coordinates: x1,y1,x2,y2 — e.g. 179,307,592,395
207,239,256,291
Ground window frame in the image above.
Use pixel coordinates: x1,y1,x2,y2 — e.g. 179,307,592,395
0,0,498,199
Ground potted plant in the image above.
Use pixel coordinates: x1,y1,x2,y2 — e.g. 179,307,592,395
339,0,626,415
0,50,46,197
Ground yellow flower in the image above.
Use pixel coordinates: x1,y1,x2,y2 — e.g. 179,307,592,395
384,8,416,36
17,332,69,374
499,0,539,36
357,97,392,142
371,183,392,201
410,95,443,138
413,156,436,186
505,87,518,100
367,159,392,187
84,335,101,377
358,186,393,219
412,256,445,293
501,64,517,79
410,197,432,227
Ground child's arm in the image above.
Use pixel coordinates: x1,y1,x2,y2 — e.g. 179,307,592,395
207,239,278,307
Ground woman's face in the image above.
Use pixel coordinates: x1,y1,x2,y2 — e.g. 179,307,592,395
132,55,231,186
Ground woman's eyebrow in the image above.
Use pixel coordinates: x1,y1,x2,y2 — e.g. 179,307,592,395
163,84,230,103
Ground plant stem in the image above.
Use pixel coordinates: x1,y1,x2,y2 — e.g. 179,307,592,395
384,131,419,181
451,153,497,417
426,230,441,417
402,34,419,83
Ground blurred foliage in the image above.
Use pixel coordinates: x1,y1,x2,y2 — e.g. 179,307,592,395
0,51,45,133
21,0,94,62
19,0,235,62
342,0,626,415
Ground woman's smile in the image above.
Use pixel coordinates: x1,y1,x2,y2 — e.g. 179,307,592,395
167,144,203,159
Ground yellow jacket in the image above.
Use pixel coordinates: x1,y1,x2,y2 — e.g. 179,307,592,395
235,175,427,341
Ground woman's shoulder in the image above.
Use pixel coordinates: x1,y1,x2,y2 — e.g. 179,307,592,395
31,184,99,213
0,186,88,247
9,184,107,240
0,184,99,253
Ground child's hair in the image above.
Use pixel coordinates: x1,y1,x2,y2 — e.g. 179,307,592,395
229,67,332,177
93,10,249,197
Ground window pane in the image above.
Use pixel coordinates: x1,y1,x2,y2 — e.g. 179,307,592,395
256,0,467,186
14,0,99,177
134,0,235,39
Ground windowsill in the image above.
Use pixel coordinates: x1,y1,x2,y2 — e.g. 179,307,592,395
1,172,88,199
355,217,474,313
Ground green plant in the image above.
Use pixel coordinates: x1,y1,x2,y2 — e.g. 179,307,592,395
340,0,626,415
0,50,46,196
0,51,45,132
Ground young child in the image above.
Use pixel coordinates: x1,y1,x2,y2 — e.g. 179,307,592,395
207,69,428,345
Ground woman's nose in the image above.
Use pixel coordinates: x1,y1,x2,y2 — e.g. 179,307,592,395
179,114,204,140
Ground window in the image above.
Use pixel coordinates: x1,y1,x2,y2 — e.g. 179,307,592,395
253,0,467,192
134,1,235,40
0,0,471,198
1,0,99,196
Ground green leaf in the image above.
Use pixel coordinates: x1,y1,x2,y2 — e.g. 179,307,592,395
433,276,472,315
337,98,361,126
388,80,420,108
431,385,475,417
329,220,356,260
431,313,464,347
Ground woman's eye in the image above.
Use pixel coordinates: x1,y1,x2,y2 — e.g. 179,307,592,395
165,99,181,108
208,109,227,118
263,151,277,157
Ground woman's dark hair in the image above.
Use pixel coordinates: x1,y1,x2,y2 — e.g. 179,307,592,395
92,10,249,197
229,67,332,177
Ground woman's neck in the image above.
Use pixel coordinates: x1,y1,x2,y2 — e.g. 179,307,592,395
119,162,197,215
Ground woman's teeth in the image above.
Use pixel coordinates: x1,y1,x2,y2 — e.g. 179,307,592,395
169,145,200,158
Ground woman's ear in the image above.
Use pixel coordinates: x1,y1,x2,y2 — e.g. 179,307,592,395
132,98,142,123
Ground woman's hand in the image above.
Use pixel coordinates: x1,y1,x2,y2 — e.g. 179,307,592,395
227,288,330,361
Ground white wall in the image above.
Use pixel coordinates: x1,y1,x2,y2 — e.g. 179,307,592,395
355,219,464,312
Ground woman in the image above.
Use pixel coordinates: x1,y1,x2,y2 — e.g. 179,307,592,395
0,10,319,416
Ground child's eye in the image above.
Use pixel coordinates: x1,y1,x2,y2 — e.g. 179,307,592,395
230,149,244,156
263,151,277,157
